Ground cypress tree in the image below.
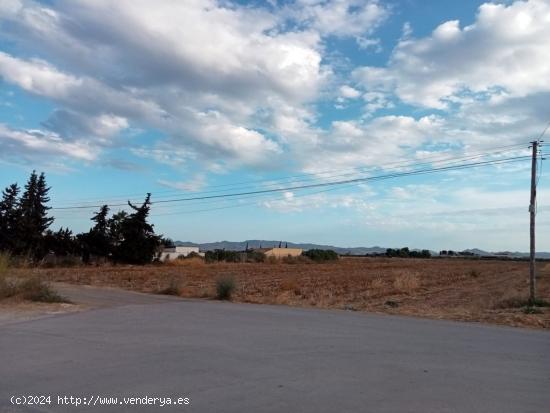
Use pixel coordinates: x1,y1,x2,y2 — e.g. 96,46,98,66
88,205,111,259
0,183,21,251
18,171,54,259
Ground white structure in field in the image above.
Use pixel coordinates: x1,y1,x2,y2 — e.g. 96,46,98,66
160,246,202,261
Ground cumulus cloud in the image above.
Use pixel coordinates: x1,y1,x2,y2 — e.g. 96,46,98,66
0,0,326,167
0,0,544,183
354,0,550,109
289,0,389,38
0,123,97,163
300,115,445,172
339,85,361,99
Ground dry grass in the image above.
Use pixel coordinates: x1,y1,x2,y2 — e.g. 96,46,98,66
162,257,206,267
0,252,69,303
393,272,421,294
15,257,550,329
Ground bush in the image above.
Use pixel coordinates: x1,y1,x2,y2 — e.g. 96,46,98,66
158,278,181,296
0,261,68,302
523,306,543,314
496,296,550,309
468,269,480,278
302,249,338,262
216,275,236,300
0,252,14,298
282,255,311,264
17,277,69,303
246,251,265,263
205,249,241,263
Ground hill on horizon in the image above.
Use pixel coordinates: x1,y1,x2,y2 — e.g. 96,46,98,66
173,240,550,258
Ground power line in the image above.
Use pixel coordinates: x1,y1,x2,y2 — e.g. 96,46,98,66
149,156,532,216
50,145,530,210
51,154,531,211
52,142,529,206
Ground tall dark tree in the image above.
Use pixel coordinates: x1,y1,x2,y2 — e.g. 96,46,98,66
91,205,110,234
89,204,111,258
0,183,20,251
44,227,78,257
78,205,111,262
17,171,54,259
112,194,160,264
107,210,128,249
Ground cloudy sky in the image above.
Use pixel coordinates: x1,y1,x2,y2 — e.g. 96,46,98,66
1,0,549,251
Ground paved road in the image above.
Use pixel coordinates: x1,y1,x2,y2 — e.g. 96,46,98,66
1,288,549,413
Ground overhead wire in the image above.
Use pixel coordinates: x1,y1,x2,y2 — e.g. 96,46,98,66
52,142,528,207
51,155,533,218
51,144,530,211
147,156,531,216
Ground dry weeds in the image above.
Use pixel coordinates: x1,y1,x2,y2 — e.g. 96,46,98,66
13,257,550,329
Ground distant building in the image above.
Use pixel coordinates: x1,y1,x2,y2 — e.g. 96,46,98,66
255,247,303,258
160,246,202,261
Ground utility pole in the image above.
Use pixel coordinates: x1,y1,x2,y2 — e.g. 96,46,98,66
528,140,538,304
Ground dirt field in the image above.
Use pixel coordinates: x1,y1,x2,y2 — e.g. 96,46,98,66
10,257,550,329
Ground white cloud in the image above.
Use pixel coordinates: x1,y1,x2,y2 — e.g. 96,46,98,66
0,123,97,162
0,52,82,99
289,0,389,38
300,115,445,172
0,0,326,168
354,0,550,109
158,175,207,192
0,0,21,18
339,85,361,99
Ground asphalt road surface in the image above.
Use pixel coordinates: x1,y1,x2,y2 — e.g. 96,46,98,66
1,287,549,413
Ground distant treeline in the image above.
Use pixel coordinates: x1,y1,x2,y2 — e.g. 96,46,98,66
203,248,339,263
385,247,431,258
0,171,163,264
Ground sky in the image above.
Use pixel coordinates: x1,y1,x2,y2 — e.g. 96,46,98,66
1,0,549,251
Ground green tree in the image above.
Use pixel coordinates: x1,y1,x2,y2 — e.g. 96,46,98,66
78,205,111,262
112,194,161,264
44,227,78,256
107,210,128,249
17,171,54,259
302,249,338,262
0,183,21,251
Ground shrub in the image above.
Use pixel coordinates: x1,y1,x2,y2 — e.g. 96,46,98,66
205,249,241,263
266,255,278,264
18,277,69,303
0,252,15,298
158,278,181,296
302,249,338,262
496,297,550,309
468,269,480,278
246,251,265,263
281,255,311,264
528,298,550,307
523,306,543,315
0,251,10,275
216,275,236,300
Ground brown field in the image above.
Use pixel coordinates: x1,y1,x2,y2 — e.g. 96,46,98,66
10,257,550,329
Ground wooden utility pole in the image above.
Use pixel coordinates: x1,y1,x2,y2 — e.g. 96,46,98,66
529,140,538,304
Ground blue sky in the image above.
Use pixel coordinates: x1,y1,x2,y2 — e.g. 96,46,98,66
1,0,549,251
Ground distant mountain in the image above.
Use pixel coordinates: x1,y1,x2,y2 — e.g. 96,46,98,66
174,240,550,258
174,240,386,255
462,248,550,259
